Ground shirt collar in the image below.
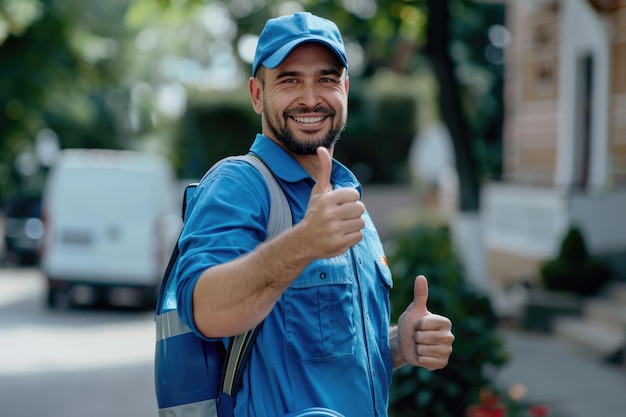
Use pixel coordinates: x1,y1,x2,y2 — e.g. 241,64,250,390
250,134,362,192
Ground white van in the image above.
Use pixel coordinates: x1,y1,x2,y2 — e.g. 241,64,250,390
40,149,181,309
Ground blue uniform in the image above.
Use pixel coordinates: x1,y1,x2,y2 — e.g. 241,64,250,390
175,135,394,417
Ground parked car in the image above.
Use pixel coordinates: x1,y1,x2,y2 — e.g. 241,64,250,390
2,194,44,265
40,149,181,309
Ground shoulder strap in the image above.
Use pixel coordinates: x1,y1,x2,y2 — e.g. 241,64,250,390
154,182,198,315
215,154,291,412
231,154,291,237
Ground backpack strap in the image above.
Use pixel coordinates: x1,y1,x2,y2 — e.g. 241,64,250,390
215,154,291,415
155,180,200,315
235,154,292,238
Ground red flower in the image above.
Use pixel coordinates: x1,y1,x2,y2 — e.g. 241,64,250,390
466,405,491,417
491,405,506,417
529,405,551,417
478,388,500,408
466,405,506,417
466,386,551,417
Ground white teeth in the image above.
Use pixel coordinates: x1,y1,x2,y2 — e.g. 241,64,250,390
292,116,325,124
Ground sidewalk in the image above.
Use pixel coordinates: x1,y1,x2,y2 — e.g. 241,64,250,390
495,328,626,417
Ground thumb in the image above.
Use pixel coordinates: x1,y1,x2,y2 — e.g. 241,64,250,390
313,146,332,193
411,275,430,316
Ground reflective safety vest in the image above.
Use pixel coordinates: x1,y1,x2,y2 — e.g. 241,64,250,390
154,154,292,417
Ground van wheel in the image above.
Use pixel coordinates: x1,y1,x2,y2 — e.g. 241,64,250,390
46,287,57,309
139,286,158,310
46,286,70,309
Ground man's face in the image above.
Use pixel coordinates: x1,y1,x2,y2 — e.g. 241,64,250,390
250,42,349,155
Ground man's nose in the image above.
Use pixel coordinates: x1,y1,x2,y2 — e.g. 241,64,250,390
298,82,321,108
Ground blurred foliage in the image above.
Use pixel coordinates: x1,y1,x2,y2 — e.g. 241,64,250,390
386,223,509,417
447,0,506,174
540,226,613,296
334,80,417,183
0,0,140,197
1,0,505,202
175,90,259,179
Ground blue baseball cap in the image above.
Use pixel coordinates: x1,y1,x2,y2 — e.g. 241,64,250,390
252,12,348,76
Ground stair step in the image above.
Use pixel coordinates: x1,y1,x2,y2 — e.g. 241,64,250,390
585,299,626,329
607,281,626,304
553,317,625,359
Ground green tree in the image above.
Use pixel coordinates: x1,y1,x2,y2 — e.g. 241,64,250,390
0,0,138,197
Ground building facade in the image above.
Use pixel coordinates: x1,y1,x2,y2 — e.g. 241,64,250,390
484,0,626,286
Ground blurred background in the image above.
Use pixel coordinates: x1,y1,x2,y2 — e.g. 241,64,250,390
1,0,625,416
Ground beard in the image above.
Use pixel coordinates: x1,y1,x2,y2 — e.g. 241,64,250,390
265,105,346,155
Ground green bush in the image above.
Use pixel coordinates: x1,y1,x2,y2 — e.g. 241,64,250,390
386,223,509,417
540,226,612,296
334,87,417,183
175,98,260,179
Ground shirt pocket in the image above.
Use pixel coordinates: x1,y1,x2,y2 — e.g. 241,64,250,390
375,259,393,289
285,255,356,360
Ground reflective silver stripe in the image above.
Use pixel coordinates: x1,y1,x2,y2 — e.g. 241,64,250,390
156,310,192,341
158,398,217,417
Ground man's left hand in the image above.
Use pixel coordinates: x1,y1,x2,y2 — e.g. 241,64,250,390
397,275,454,370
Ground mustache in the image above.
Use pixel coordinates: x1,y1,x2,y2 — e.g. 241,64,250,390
284,106,335,117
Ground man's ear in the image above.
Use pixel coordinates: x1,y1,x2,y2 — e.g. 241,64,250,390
248,76,264,115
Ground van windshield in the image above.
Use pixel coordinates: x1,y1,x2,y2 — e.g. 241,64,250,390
49,167,168,219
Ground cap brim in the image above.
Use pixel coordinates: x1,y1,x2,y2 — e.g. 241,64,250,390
262,36,347,70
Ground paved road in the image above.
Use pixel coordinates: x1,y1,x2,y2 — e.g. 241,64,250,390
0,267,157,417
496,328,626,417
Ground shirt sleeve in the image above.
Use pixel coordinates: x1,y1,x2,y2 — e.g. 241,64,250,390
174,161,272,338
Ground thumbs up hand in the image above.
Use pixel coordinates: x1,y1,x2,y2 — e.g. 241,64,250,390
311,146,335,194
299,147,365,259
396,275,454,370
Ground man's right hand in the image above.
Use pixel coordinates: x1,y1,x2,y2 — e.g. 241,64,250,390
300,146,365,259
193,146,365,337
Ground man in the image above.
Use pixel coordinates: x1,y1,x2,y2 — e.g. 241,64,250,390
175,12,454,417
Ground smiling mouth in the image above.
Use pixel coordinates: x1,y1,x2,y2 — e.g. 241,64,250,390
291,115,327,124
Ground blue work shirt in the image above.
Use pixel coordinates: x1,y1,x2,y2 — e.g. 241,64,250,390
176,135,394,417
